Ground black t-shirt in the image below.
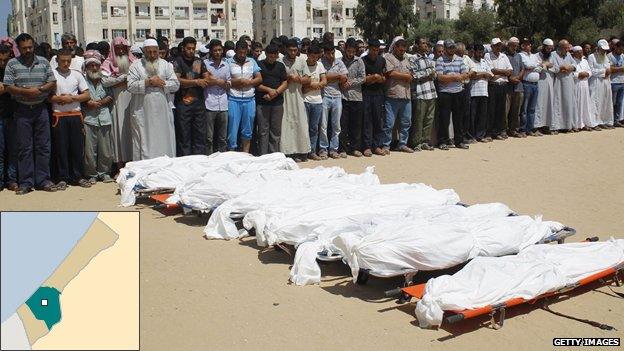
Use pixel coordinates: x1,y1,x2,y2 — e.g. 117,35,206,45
362,54,386,96
172,56,207,105
256,59,288,106
0,68,14,118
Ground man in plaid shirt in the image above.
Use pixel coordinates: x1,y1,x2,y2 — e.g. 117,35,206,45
408,37,437,151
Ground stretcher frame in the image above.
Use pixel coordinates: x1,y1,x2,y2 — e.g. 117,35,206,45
392,260,623,329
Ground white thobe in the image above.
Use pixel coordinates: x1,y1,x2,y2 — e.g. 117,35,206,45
573,58,597,128
535,54,555,128
587,53,614,126
127,58,180,160
551,52,577,130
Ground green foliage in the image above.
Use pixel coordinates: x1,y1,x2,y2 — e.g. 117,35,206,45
354,0,417,42
568,17,601,44
454,6,498,44
355,0,623,46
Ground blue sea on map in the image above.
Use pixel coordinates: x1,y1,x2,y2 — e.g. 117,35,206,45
1,212,98,322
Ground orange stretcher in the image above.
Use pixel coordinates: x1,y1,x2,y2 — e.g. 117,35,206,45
386,253,623,329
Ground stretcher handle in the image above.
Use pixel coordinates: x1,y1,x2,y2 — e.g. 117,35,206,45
585,236,599,242
384,288,403,298
444,314,465,324
153,204,167,210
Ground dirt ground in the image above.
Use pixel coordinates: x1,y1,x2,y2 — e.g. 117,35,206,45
1,128,623,350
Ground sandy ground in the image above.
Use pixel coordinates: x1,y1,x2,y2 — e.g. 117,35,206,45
1,129,623,350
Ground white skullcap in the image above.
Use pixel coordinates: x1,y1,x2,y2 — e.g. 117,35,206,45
143,38,158,47
543,38,554,46
198,44,209,54
597,39,610,50
509,37,519,43
436,40,444,46
571,46,582,52
226,49,235,59
491,37,502,45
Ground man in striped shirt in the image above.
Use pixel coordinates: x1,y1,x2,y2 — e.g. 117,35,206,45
435,39,470,150
3,33,57,194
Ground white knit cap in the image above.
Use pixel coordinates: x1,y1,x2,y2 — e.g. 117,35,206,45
571,46,582,52
542,38,554,46
143,38,158,47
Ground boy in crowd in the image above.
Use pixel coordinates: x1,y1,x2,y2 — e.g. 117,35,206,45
50,48,91,189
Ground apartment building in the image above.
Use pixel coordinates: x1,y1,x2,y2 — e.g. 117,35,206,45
414,0,495,21
59,0,253,46
253,0,360,45
11,0,63,47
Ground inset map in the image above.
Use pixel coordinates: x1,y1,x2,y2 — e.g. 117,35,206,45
1,212,139,350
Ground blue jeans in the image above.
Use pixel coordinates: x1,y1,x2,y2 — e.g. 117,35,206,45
383,98,411,147
305,102,323,153
321,96,342,152
227,96,255,150
15,103,51,188
522,82,539,132
612,83,624,122
2,118,18,186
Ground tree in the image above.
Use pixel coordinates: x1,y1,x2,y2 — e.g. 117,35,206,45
454,6,498,44
568,17,601,44
354,0,417,42
408,19,456,43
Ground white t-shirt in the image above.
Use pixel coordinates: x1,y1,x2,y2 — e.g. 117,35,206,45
52,69,88,112
303,61,326,104
485,52,512,84
50,55,85,73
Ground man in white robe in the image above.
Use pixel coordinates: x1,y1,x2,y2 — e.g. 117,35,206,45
535,39,556,133
571,46,597,130
102,37,137,165
127,39,180,160
587,39,614,128
550,39,577,131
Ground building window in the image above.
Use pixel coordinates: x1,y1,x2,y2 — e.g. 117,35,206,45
272,9,276,19
193,6,207,19
332,27,343,38
155,6,169,17
231,29,237,39
312,9,323,18
194,29,208,40
102,29,108,40
112,29,127,39
231,5,236,20
211,29,224,39
345,8,356,18
211,9,224,24
156,29,170,39
446,10,450,18
101,2,107,18
52,12,58,24
111,6,127,17
136,29,149,39
175,29,185,39
135,4,150,17
174,7,189,19
312,27,322,39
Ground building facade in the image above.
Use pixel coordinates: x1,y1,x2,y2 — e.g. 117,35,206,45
414,0,495,21
60,0,253,46
253,0,360,45
11,0,63,47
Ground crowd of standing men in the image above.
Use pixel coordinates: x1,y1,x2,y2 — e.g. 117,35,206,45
0,31,623,195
